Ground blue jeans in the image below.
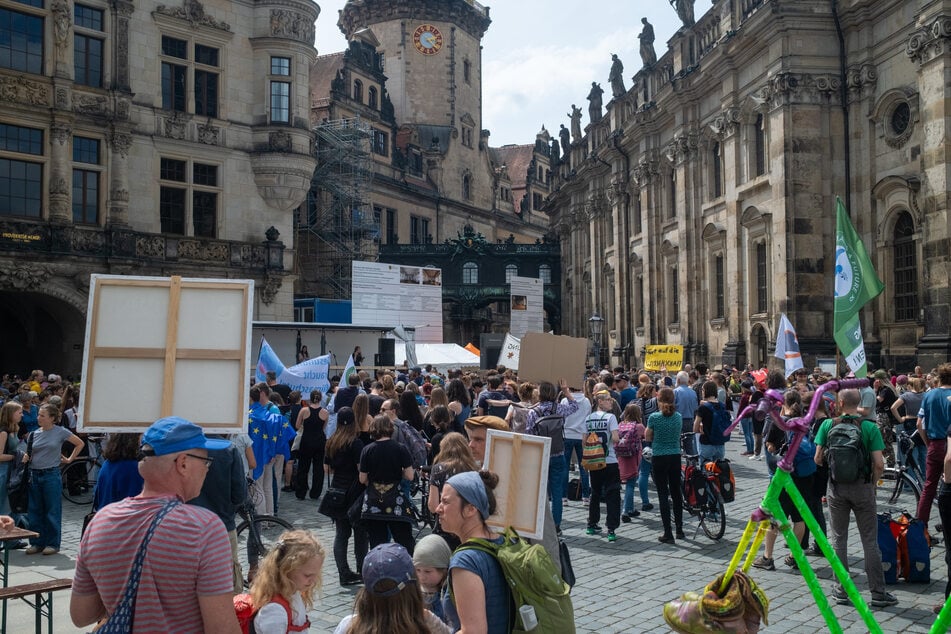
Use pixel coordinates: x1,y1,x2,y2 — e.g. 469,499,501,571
699,443,726,462
548,453,567,528
637,451,652,507
740,417,754,453
623,478,638,515
27,468,62,550
0,463,9,516
563,438,590,499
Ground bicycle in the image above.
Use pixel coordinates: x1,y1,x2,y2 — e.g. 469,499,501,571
680,433,726,541
61,434,105,505
875,428,922,515
409,465,436,538
236,480,293,586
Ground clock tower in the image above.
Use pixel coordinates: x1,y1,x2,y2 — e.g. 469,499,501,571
338,0,491,132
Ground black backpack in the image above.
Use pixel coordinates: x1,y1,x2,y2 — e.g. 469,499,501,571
533,413,565,456
702,402,732,445
8,432,34,514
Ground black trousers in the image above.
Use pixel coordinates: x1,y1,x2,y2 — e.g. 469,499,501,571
295,440,325,499
588,463,621,530
652,453,683,536
364,519,415,556
332,515,368,577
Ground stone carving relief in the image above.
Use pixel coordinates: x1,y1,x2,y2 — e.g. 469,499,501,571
237,244,266,267
197,123,220,145
74,93,110,115
55,88,69,109
664,131,700,165
270,9,315,44
108,129,133,157
50,124,71,145
163,112,188,140
70,229,106,253
50,177,70,196
136,236,166,258
268,131,292,152
260,274,283,305
51,0,72,64
178,240,228,261
846,63,877,102
907,17,951,64
155,0,231,31
709,107,741,138
759,72,842,109
110,188,130,203
0,75,50,106
0,263,52,290
632,152,659,186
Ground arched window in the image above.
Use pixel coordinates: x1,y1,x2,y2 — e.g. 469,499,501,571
893,211,918,322
505,264,518,283
368,86,378,109
754,114,766,176
462,261,479,285
462,173,471,200
353,80,363,103
539,264,551,284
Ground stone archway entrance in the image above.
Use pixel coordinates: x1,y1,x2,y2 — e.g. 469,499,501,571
749,323,769,369
0,291,86,379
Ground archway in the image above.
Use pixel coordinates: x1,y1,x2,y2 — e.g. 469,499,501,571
749,323,769,369
0,291,86,379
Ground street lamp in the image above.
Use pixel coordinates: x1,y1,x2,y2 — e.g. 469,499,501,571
589,313,604,368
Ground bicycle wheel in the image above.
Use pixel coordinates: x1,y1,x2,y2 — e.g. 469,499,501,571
236,515,294,586
875,469,920,516
62,459,96,505
699,488,726,540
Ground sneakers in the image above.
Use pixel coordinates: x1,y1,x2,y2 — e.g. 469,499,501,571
808,543,823,557
24,546,41,555
585,525,602,535
752,556,775,571
749,454,763,461
832,587,850,605
642,503,654,511
339,571,362,586
783,555,799,573
607,531,617,542
740,451,754,456
41,547,58,556
871,592,899,608
582,497,590,507
621,514,632,523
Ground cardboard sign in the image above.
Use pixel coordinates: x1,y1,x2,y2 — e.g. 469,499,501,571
517,332,587,386
79,274,253,433
483,429,551,540
644,344,684,372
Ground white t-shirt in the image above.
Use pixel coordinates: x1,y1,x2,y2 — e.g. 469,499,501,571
562,393,593,440
253,592,308,633
334,610,452,634
584,410,619,463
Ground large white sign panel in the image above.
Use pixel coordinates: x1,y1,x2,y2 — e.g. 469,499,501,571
509,275,544,338
80,274,253,433
484,429,551,540
352,261,443,343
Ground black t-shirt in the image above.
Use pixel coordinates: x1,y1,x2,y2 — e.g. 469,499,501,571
333,386,360,411
696,401,714,444
876,386,898,416
359,439,411,484
325,438,363,489
271,383,291,402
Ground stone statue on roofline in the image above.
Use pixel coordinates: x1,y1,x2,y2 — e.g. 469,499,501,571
670,0,695,27
587,82,604,123
568,105,583,142
639,18,657,67
609,54,626,98
559,124,571,156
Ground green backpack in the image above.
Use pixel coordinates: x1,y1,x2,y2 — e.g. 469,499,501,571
454,526,575,633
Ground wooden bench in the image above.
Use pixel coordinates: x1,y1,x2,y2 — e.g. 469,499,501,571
0,578,72,634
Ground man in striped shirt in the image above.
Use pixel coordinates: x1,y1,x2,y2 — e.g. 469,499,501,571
71,417,240,633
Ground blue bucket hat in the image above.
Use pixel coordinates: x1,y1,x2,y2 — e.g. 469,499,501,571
141,416,231,456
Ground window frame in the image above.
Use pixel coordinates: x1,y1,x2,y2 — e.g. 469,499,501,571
158,156,220,238
72,135,101,225
462,261,479,285
892,211,918,322
0,6,44,74
0,123,45,218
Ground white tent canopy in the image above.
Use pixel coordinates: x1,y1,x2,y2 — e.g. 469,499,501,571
392,342,480,372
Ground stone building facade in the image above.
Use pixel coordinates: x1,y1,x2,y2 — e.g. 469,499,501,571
301,0,557,341
0,0,319,374
548,0,950,372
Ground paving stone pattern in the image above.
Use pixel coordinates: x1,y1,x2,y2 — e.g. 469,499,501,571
5,440,946,632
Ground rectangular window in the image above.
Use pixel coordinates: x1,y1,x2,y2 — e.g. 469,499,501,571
270,81,290,123
192,191,216,238
0,159,42,217
194,69,218,117
671,266,679,323
13,0,44,7
160,157,186,182
73,136,100,165
194,44,218,67
162,35,187,59
0,124,43,154
74,4,103,30
372,130,388,156
72,168,98,224
712,143,723,198
193,162,217,187
632,194,642,234
756,242,768,313
894,241,917,322
385,208,396,244
714,254,725,318
463,59,471,83
532,192,542,210
162,62,187,112
160,187,186,234
0,8,43,74
635,275,644,328
754,114,766,177
270,56,290,76
668,171,677,218
74,33,103,87
410,215,423,245
409,150,422,176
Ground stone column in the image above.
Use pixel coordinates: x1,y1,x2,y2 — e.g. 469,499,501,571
113,0,134,92
106,127,132,226
48,123,72,223
908,14,951,366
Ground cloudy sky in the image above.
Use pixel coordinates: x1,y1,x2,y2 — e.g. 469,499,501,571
314,0,714,146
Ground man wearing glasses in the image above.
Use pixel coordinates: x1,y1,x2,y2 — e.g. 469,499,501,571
71,417,241,633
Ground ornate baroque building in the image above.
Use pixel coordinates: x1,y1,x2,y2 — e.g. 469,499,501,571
0,0,321,373
548,0,951,371
300,0,559,342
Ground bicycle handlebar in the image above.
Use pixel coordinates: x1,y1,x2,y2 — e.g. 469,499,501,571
724,378,870,473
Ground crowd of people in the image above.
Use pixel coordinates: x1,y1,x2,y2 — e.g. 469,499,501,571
1,359,950,631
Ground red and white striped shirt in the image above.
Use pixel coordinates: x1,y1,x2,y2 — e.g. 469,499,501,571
73,495,234,633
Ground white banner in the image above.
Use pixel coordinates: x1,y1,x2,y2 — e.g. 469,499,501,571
496,333,521,370
509,275,544,338
352,261,443,343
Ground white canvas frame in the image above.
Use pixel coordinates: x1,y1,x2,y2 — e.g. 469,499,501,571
483,429,551,540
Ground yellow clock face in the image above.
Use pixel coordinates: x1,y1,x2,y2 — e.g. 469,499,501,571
413,24,443,56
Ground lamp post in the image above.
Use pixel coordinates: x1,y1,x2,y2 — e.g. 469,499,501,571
589,313,604,369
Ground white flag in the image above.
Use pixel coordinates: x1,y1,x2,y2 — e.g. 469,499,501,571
342,354,357,384
774,313,804,378
496,333,521,370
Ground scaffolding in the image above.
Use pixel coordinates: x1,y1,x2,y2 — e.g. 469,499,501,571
296,117,378,299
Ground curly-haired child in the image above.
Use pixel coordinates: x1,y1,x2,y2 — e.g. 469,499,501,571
248,530,325,633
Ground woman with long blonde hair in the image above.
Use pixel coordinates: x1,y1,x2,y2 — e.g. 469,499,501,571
352,393,373,445
0,401,23,514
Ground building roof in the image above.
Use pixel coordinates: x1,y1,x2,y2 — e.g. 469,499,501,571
491,144,534,189
310,52,345,107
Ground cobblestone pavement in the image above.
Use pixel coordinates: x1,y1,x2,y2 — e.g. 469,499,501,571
5,439,948,632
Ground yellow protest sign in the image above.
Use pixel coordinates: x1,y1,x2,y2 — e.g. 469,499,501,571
644,345,684,371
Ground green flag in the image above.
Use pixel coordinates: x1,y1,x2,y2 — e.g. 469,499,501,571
833,197,884,377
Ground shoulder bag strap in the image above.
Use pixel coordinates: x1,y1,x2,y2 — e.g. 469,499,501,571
98,499,181,632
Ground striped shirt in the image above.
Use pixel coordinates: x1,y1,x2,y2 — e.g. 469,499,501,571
73,495,234,633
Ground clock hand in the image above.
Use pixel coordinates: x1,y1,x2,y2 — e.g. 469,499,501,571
423,33,435,46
